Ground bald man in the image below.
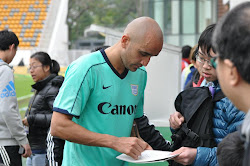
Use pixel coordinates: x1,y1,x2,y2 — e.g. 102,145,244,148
50,17,166,166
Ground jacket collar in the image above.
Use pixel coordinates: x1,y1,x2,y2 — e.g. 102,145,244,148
32,74,56,91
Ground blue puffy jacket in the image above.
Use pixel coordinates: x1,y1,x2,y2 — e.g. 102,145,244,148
193,81,245,166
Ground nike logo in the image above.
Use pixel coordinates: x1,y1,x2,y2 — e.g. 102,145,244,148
103,85,112,89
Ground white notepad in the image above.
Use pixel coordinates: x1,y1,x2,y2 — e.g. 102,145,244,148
116,150,179,163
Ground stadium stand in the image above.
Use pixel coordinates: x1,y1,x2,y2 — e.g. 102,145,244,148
0,0,51,48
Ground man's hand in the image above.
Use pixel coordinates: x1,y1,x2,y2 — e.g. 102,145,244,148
22,144,32,158
112,137,151,160
169,112,184,129
171,147,197,165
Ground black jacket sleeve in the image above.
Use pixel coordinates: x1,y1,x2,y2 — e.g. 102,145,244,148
28,113,52,128
135,115,171,151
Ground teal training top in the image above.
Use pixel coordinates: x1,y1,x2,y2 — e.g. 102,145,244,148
53,49,147,166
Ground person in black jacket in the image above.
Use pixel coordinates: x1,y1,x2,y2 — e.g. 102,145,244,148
22,51,64,166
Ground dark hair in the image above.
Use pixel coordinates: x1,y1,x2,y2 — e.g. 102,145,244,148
30,51,60,75
198,24,216,56
217,131,244,166
182,45,192,59
213,2,250,83
0,30,19,50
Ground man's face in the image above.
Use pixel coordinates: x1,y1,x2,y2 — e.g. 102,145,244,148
216,57,229,93
7,46,17,64
216,57,241,109
196,47,217,82
121,35,163,72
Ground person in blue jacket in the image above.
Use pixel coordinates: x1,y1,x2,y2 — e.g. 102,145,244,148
169,24,245,166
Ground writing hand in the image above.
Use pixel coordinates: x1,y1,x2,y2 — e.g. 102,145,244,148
112,137,150,160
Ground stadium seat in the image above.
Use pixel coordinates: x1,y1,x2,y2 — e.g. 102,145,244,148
0,0,51,49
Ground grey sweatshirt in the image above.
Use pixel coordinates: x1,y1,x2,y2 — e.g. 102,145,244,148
0,60,29,146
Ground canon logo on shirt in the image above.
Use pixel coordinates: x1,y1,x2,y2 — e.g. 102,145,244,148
97,102,137,115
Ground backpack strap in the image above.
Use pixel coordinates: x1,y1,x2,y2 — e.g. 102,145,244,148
180,123,199,142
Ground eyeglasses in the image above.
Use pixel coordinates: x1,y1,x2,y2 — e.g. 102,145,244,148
28,65,43,71
210,57,217,69
196,52,213,67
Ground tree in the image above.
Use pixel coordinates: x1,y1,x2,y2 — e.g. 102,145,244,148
67,0,140,47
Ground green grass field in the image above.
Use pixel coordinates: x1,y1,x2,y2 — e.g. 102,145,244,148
15,74,34,97
15,74,34,118
14,73,171,166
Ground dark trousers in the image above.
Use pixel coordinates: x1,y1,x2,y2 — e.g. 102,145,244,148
46,136,65,166
0,146,22,166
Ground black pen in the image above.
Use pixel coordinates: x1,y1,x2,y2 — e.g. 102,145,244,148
133,123,138,138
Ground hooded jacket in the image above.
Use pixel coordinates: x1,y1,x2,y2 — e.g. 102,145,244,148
25,74,64,151
0,59,29,146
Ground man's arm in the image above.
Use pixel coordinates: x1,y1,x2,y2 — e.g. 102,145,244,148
51,111,151,159
135,115,171,151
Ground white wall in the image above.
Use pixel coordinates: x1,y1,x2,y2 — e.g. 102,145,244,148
144,44,181,127
47,0,69,66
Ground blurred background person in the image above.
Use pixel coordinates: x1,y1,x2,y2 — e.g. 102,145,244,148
22,52,64,166
181,45,191,71
181,44,198,90
184,45,204,90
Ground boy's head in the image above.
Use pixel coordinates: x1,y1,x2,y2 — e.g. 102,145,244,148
197,24,217,82
0,30,19,64
217,131,244,166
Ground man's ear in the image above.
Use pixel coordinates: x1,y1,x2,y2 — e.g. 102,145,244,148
9,44,15,50
224,59,241,86
121,35,129,48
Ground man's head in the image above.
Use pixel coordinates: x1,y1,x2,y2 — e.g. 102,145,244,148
212,2,250,112
197,24,217,82
0,30,19,64
120,17,163,72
